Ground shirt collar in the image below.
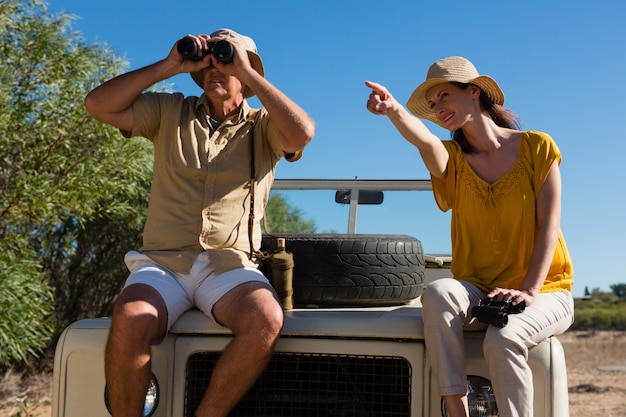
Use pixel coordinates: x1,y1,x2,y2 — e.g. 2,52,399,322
195,94,251,125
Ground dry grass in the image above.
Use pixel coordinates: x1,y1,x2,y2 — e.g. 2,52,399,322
1,330,624,416
559,330,626,417
0,367,52,417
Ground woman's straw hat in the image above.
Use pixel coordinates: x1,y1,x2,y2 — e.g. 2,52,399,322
406,56,504,127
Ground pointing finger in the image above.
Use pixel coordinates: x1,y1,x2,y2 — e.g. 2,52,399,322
365,80,389,100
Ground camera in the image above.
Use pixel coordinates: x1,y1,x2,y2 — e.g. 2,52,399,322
177,36,234,63
471,298,525,328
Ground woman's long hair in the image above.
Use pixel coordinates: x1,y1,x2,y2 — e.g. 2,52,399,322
450,82,522,153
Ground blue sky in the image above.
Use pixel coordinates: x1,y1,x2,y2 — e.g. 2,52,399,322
47,0,626,297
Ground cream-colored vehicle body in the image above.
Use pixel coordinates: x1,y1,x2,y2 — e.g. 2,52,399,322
52,179,570,417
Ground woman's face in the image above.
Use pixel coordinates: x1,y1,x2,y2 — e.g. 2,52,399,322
426,82,480,130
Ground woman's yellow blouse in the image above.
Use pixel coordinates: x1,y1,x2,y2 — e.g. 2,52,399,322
431,131,573,293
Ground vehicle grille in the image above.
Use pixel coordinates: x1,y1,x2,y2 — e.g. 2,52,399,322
185,351,412,417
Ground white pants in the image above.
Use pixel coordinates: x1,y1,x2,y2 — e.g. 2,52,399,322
421,278,574,417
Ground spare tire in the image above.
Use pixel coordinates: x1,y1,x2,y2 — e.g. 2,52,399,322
261,234,425,307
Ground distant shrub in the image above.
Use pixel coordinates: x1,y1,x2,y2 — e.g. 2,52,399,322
571,298,626,330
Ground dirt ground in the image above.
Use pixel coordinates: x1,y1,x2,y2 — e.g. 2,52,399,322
559,330,626,416
1,330,625,416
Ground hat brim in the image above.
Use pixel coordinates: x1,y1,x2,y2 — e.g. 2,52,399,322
406,75,504,128
190,51,264,98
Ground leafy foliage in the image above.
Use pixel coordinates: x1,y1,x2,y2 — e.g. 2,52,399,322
0,0,317,370
264,193,316,234
0,0,152,367
571,291,626,330
0,251,53,366
610,283,626,299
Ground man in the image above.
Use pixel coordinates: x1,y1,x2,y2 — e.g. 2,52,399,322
84,28,315,417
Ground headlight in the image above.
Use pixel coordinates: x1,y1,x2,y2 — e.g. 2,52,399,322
104,373,159,417
441,375,498,417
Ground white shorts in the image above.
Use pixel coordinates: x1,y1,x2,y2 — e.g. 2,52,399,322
123,251,270,329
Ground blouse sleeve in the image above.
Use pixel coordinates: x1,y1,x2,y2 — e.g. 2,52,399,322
431,140,461,212
527,131,562,194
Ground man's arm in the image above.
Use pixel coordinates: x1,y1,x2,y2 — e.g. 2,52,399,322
244,71,316,153
84,39,209,131
215,41,315,154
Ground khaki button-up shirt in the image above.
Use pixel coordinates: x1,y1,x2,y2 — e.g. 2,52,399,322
125,92,301,275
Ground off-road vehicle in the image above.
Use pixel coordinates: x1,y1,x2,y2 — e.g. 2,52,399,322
52,179,570,417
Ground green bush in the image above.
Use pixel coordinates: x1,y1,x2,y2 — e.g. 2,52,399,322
0,249,53,368
0,0,150,367
571,298,626,330
0,0,318,371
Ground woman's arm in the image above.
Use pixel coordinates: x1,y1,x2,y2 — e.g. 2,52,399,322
489,159,562,306
365,81,449,179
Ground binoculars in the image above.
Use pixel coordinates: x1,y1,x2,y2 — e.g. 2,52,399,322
471,298,525,328
177,36,234,63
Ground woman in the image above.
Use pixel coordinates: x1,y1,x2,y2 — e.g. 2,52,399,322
365,56,574,417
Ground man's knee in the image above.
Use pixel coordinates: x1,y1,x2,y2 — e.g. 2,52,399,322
216,282,284,340
110,284,168,343
239,297,284,341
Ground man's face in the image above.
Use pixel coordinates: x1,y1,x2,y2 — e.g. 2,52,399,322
202,66,245,100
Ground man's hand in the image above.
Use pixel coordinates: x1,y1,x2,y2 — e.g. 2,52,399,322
206,36,254,80
170,34,216,74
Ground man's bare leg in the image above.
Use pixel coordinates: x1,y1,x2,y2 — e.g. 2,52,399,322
105,284,168,417
195,281,284,417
